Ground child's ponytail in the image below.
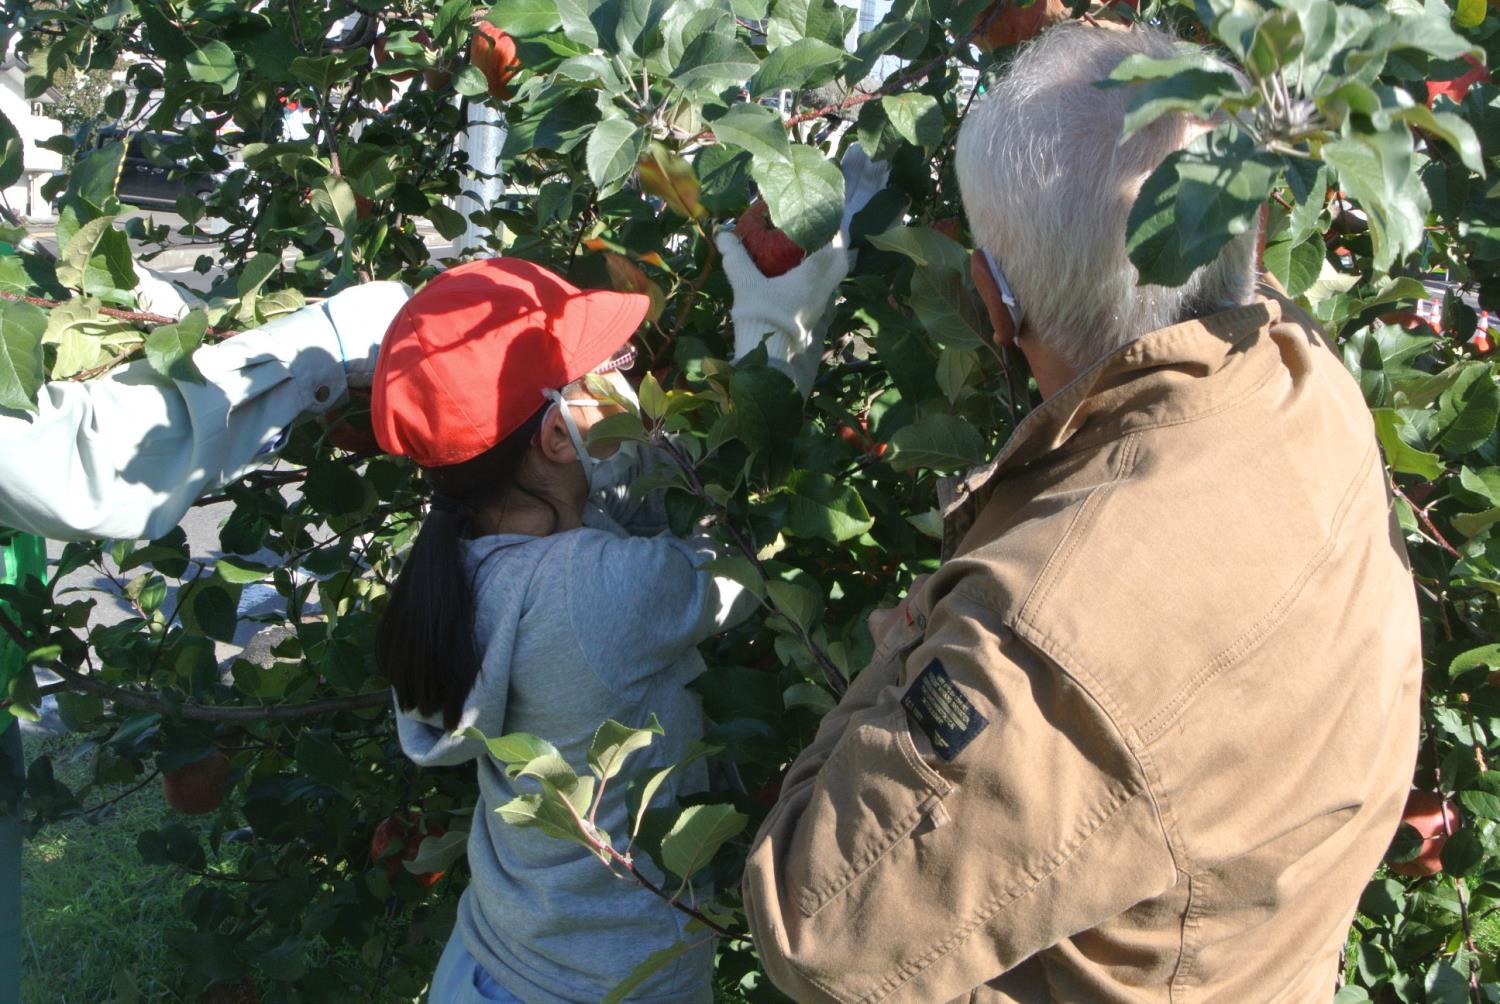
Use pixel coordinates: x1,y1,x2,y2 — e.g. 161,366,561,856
377,405,549,730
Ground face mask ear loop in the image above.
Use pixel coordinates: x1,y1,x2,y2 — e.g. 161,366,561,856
541,388,597,479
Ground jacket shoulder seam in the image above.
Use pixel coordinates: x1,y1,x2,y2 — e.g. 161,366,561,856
1017,432,1142,624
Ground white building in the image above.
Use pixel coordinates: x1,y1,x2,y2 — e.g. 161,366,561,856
0,54,62,219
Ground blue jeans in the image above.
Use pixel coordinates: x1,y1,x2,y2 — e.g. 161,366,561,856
430,929,525,1003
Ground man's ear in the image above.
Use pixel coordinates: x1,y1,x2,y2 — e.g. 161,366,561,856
536,406,578,465
970,250,1018,349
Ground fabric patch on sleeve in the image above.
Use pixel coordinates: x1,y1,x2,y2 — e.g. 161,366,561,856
901,659,989,762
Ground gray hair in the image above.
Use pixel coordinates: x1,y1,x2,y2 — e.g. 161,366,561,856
955,22,1259,370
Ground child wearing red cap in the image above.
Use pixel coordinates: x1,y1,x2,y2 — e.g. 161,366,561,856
372,254,823,1003
374,152,886,1004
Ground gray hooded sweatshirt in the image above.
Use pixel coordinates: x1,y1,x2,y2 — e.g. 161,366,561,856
394,519,753,1004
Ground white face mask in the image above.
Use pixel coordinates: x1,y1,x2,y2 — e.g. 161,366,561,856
542,377,642,495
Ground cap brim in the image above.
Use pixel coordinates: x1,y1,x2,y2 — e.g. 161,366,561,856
560,289,651,381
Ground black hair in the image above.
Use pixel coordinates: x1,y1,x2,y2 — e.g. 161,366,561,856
377,403,550,730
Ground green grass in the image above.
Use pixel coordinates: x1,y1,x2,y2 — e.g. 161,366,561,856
20,730,209,1003
18,731,426,1004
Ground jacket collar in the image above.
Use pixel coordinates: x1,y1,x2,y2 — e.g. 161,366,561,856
939,296,1283,520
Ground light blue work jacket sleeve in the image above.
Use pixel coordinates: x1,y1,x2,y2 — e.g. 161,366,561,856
0,282,410,542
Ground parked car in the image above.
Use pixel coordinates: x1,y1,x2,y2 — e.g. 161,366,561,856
82,127,218,210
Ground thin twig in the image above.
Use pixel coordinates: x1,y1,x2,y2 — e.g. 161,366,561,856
657,437,848,694
1391,482,1461,558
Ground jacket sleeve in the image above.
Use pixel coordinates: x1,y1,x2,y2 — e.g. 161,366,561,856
0,283,409,542
742,585,1178,1004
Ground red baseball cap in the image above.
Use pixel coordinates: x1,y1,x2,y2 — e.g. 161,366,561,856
371,258,649,468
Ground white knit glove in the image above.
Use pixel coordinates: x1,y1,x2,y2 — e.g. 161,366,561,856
719,144,890,396
320,280,413,386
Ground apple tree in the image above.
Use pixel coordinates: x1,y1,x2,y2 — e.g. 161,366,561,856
1,0,1499,999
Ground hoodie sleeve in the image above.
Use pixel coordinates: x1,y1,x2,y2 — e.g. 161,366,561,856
568,531,757,694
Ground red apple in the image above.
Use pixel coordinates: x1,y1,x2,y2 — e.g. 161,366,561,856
1389,790,1460,877
974,0,1068,51
470,19,520,103
162,751,231,816
735,199,806,277
371,813,448,888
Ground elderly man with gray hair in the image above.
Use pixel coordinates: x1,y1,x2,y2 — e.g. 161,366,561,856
743,21,1421,1003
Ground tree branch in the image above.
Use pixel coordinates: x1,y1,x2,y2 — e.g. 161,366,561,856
0,607,387,722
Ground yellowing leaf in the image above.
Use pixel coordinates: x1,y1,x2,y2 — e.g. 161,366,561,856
1456,0,1486,27
636,141,704,220
602,252,665,324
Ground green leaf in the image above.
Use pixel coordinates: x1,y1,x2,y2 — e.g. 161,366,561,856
55,217,136,297
890,413,986,472
403,827,469,876
303,458,376,518
866,224,968,272
489,0,564,35
783,681,834,714
215,558,272,584
1284,163,1329,245
766,578,819,629
433,0,475,42
1127,128,1279,288
782,471,875,543
586,412,650,448
1322,132,1430,275
602,941,697,1004
1433,363,1500,454
1449,643,1500,678
516,753,581,793
1102,52,1245,140
1458,772,1500,821
586,117,646,195
698,555,766,601
751,143,844,252
660,803,748,880
767,0,846,48
748,37,845,98
1458,466,1500,508
1262,234,1324,298
711,103,791,164
311,176,358,232
463,728,561,767
0,298,46,413
630,763,676,840
588,715,664,781
67,141,126,212
1371,409,1443,479
729,365,802,452
0,111,20,191
185,41,240,94
454,64,491,97
671,33,759,91
289,55,339,91
144,311,208,385
191,584,238,643
882,93,944,150
1392,106,1485,175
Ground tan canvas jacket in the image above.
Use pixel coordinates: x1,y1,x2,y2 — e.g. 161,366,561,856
743,288,1423,1003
